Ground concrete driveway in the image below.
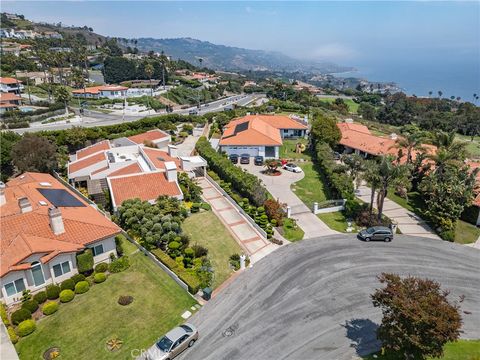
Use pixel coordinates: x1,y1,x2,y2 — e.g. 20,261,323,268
239,162,337,238
180,234,480,360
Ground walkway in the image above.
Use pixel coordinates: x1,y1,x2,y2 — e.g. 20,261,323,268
356,184,440,240
239,163,338,239
197,177,279,263
1,323,19,360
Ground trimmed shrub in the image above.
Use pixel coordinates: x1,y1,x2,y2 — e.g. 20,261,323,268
71,273,86,284
190,203,200,213
94,272,107,283
109,256,130,273
17,319,36,337
201,203,211,211
42,301,59,315
59,289,75,303
74,281,90,294
7,326,18,344
33,291,47,304
76,249,94,274
118,295,134,306
1,304,9,325
21,300,39,313
94,262,108,273
60,278,75,291
46,284,61,300
440,229,455,242
11,308,31,325
115,235,125,257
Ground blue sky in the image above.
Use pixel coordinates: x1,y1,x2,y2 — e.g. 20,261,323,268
2,1,479,64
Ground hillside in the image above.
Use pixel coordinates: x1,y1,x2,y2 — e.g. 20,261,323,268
135,37,353,74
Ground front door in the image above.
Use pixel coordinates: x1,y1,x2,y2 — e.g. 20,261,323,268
31,262,45,287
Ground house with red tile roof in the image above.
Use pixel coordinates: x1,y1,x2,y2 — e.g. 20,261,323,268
66,130,205,210
71,85,128,99
337,121,435,164
0,173,121,305
0,77,23,94
219,114,308,158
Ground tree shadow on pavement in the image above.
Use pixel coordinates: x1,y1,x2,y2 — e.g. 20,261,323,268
343,318,382,357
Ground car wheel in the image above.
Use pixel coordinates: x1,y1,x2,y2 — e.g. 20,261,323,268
365,237,371,242
384,237,391,242
188,339,196,347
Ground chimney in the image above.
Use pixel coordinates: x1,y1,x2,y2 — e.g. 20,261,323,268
390,133,398,140
168,144,178,158
0,182,5,206
18,197,32,213
48,206,65,235
164,161,177,182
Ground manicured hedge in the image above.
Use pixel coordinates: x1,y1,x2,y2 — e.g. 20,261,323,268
94,262,109,273
151,249,201,294
0,304,9,325
76,249,94,273
11,308,31,325
196,137,268,206
94,272,107,283
109,256,130,273
33,291,47,304
71,273,86,284
21,300,39,313
60,278,75,291
17,319,36,337
42,301,59,315
75,281,90,294
46,284,61,300
7,326,18,344
59,289,75,303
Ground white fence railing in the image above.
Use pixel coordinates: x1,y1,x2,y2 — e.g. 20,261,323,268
313,199,346,214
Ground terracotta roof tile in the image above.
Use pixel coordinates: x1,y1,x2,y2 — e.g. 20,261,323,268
141,148,181,170
76,140,110,160
220,118,283,146
69,152,106,175
108,172,182,208
128,129,169,144
0,77,22,85
107,162,142,177
0,93,22,102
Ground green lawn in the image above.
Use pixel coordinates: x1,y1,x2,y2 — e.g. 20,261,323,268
363,340,480,360
317,211,358,233
279,138,311,160
15,240,197,360
182,211,242,288
282,218,305,241
318,98,359,113
455,220,480,244
292,162,334,209
455,134,480,158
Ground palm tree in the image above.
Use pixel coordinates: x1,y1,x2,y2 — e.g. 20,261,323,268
375,156,411,221
144,62,154,96
428,91,433,98
394,129,426,164
428,131,468,176
438,90,443,98
473,93,477,103
450,96,455,100
362,160,382,216
198,57,203,68
342,153,365,190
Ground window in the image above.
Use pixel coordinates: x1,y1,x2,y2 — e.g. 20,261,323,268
91,244,104,257
31,262,45,286
53,261,71,277
4,278,26,297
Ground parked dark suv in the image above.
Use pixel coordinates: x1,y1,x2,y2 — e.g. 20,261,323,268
229,154,239,164
357,226,393,242
254,156,264,166
240,154,250,164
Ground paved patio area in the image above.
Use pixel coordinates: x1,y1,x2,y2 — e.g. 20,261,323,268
197,177,280,263
238,162,337,239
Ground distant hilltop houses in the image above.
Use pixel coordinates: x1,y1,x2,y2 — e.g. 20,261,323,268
0,28,63,40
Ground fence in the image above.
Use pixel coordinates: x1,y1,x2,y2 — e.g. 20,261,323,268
121,231,193,295
313,199,346,214
205,174,268,239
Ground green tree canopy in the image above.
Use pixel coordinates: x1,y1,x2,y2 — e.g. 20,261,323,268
310,112,341,147
11,134,58,174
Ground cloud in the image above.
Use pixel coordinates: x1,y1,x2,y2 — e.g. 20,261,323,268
310,43,357,61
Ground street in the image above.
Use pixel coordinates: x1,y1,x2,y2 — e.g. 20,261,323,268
11,94,264,134
180,234,480,360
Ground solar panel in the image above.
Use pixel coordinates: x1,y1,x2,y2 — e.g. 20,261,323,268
234,122,249,134
37,188,86,207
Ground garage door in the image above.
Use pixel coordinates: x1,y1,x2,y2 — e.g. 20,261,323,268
225,146,259,157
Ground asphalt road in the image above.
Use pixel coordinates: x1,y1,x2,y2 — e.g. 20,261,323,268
12,94,263,134
180,235,480,360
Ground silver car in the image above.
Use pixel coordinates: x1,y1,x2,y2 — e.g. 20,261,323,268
142,323,198,360
283,163,302,173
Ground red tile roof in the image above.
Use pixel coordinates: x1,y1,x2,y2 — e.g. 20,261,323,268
245,114,308,130
0,77,22,85
220,118,282,146
107,162,142,177
0,172,121,277
76,140,110,160
108,172,182,208
68,152,106,175
71,85,128,95
0,93,22,103
127,129,169,145
141,148,181,170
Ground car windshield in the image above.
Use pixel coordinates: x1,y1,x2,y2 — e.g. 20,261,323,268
366,228,375,234
180,324,193,333
156,336,173,352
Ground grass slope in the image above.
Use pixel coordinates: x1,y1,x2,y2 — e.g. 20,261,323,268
16,241,196,360
182,211,242,289
292,162,333,209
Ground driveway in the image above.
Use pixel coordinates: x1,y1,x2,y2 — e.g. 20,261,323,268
239,163,337,238
180,234,480,360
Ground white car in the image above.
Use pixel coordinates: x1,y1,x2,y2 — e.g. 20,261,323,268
283,163,302,173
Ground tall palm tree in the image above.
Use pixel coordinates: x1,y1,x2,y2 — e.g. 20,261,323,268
438,90,443,98
342,153,365,190
394,129,426,165
144,62,154,96
428,91,433,98
362,160,382,216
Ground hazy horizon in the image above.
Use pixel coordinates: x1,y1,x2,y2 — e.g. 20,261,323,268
3,1,479,99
